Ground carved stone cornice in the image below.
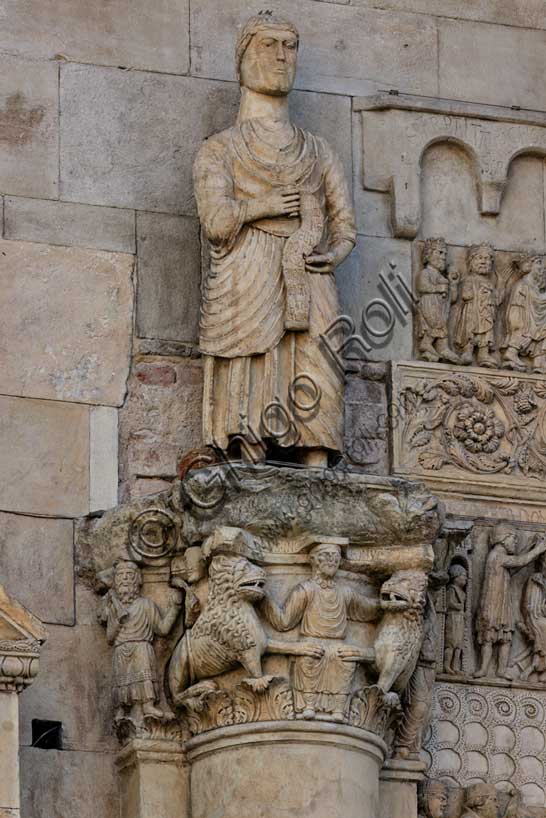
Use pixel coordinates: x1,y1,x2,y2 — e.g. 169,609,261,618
0,583,46,693
354,92,546,238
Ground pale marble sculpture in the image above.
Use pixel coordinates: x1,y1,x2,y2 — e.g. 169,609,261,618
501,254,546,373
454,243,499,368
99,559,181,725
415,238,459,364
474,526,546,679
443,563,467,675
260,539,378,721
194,12,356,467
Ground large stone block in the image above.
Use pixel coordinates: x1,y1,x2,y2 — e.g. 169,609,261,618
60,66,240,214
419,147,546,253
338,236,413,363
136,213,201,343
352,0,546,30
90,407,119,513
0,0,189,74
119,358,203,501
439,20,546,110
0,56,58,199
0,239,134,405
190,0,438,96
0,396,89,517
290,90,353,186
4,196,136,253
20,748,119,818
19,623,115,752
0,513,74,625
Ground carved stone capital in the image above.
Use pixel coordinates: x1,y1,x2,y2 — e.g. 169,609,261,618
0,584,46,694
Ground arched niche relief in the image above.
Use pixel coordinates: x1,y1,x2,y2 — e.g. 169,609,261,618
355,93,546,240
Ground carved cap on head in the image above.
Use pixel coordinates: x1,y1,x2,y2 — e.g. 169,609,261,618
418,780,447,813
422,238,446,264
467,242,494,263
448,563,467,579
521,253,544,273
491,523,516,544
235,11,299,80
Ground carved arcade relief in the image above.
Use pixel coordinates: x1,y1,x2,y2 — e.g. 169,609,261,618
414,242,546,374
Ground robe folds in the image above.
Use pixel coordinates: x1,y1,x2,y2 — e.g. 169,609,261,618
194,119,356,451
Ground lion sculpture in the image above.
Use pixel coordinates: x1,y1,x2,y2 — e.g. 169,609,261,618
168,554,320,707
373,569,428,702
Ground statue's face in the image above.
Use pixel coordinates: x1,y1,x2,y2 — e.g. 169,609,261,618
240,28,298,96
470,248,494,275
530,257,546,287
114,564,140,601
476,792,497,818
312,547,341,577
427,791,448,818
429,246,447,272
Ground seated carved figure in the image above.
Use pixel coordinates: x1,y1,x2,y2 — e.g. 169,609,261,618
260,540,379,721
167,553,324,708
501,254,546,373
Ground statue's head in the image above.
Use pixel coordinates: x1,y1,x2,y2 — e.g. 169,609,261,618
467,243,495,276
464,783,498,818
310,542,342,578
236,12,299,96
491,523,517,555
423,238,447,272
113,559,141,603
521,254,545,287
449,563,467,588
418,780,448,818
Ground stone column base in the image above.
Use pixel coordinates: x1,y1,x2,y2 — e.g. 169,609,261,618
116,738,189,818
379,757,427,818
186,720,387,818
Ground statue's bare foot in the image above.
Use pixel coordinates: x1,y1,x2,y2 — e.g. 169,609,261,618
243,675,274,693
301,708,316,720
143,703,165,720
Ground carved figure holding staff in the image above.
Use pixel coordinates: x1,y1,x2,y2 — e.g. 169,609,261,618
194,12,356,466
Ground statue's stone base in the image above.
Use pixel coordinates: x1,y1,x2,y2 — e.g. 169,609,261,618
116,738,189,818
186,721,386,818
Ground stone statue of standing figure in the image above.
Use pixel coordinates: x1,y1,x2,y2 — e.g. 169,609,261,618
454,243,499,368
194,11,356,467
415,237,459,364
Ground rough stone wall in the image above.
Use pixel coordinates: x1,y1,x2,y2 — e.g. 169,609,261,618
1,2,546,816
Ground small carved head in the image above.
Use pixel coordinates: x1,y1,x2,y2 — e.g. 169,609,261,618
113,560,142,604
236,12,299,96
467,242,495,275
310,542,342,578
448,563,467,589
418,780,448,818
521,254,546,288
423,238,447,272
491,523,517,555
464,783,498,818
379,569,428,612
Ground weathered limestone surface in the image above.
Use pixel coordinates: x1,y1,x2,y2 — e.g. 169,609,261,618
136,213,201,343
60,67,240,214
0,0,189,74
439,20,546,110
20,748,119,818
90,407,119,514
0,239,134,406
0,395,89,517
339,236,413,362
352,0,546,30
0,56,58,199
19,624,115,752
118,358,203,501
0,513,74,625
419,149,546,252
4,197,136,253
190,0,438,96
0,692,20,813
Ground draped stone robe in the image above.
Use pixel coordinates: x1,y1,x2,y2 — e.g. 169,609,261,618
194,119,356,452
